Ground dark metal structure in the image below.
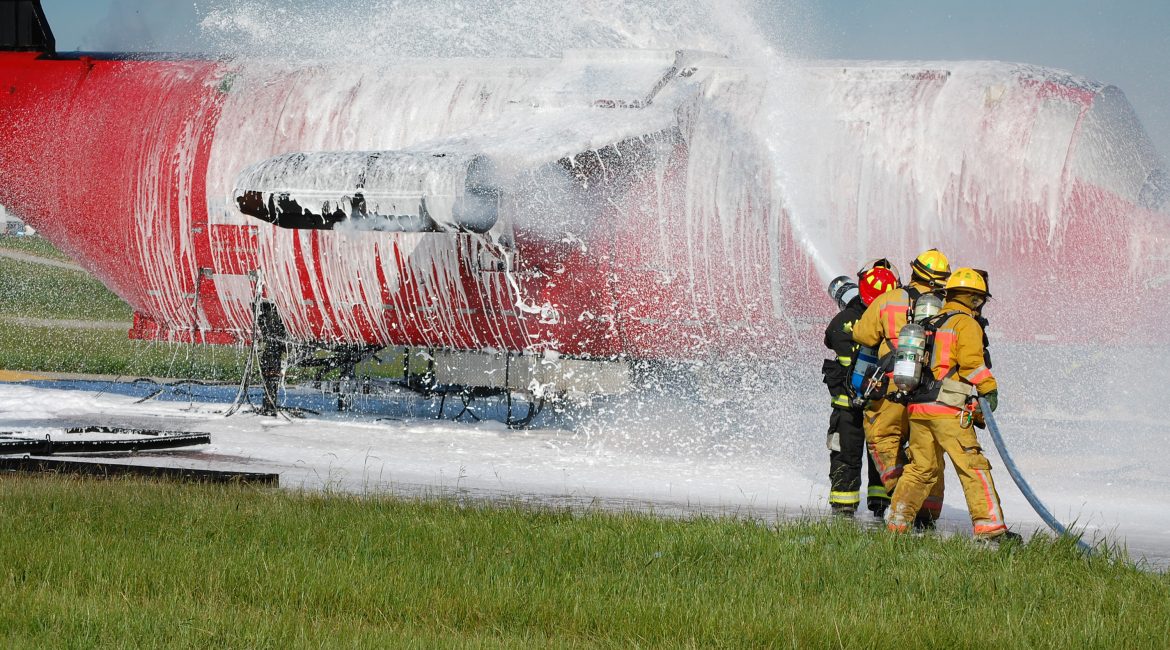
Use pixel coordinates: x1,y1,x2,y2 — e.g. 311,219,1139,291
0,431,212,455
0,425,278,485
0,456,279,484
0,0,54,53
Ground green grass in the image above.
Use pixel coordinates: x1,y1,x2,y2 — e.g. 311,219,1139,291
0,257,132,322
0,238,247,380
0,324,249,380
0,476,1166,648
0,234,75,262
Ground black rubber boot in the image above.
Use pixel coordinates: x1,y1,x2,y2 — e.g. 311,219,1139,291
912,513,936,531
831,504,858,517
980,530,1024,546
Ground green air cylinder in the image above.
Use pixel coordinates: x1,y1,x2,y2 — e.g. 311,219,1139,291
892,322,927,392
913,293,944,323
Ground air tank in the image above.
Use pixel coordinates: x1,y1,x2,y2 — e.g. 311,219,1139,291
850,344,880,405
913,293,944,323
892,322,927,392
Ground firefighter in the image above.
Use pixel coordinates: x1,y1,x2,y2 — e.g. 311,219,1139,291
822,265,898,517
851,249,950,524
257,301,286,416
886,268,1020,543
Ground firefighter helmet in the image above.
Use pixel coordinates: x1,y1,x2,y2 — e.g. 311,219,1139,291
944,267,991,297
828,275,859,309
910,248,950,287
973,268,990,295
859,267,898,306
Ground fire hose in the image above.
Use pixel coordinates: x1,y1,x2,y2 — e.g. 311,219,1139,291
979,397,1093,555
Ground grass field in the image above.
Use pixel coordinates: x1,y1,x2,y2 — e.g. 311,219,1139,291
1,476,1167,649
0,246,248,380
0,256,131,322
0,235,267,383
0,234,75,262
0,323,250,380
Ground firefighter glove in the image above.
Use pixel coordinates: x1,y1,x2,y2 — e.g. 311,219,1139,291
982,389,998,412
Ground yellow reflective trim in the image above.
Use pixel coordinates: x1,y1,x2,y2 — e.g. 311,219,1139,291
829,491,861,504
867,486,889,498
837,355,852,366
832,395,851,408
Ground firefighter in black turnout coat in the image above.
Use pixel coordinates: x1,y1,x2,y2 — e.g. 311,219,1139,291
822,265,899,516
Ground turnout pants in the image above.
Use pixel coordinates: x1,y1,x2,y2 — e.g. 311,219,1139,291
863,397,944,519
886,415,1007,538
828,407,889,512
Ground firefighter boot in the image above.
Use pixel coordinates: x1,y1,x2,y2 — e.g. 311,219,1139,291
976,530,1023,547
831,503,858,517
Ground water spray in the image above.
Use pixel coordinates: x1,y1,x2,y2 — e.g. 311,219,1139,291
979,397,1094,555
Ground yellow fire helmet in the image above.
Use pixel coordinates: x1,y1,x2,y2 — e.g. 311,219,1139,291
944,267,991,297
910,248,951,287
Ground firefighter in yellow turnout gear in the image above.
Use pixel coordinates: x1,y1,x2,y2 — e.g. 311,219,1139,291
852,249,949,523
886,268,1017,542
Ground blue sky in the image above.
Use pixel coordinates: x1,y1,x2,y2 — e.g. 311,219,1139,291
35,0,1170,156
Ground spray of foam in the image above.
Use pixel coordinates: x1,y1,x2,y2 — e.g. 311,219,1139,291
190,0,836,462
198,0,792,61
191,1,1168,514
197,0,839,280
198,0,844,290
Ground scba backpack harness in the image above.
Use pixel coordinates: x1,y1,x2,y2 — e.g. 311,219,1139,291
851,289,971,408
849,287,929,406
894,309,968,407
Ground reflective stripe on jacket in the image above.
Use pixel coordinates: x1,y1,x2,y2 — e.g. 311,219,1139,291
852,281,931,358
825,297,865,409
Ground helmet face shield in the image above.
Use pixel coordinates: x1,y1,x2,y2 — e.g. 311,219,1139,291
857,257,895,279
827,275,859,309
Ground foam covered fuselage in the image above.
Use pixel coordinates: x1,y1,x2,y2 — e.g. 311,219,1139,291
0,50,1166,357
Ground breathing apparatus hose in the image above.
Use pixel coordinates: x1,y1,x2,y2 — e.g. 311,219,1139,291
979,397,1093,555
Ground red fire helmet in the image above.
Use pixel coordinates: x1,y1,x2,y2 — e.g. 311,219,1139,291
859,267,899,306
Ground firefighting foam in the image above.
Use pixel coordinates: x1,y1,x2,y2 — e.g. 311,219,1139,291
4,0,1166,356
190,2,1170,543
